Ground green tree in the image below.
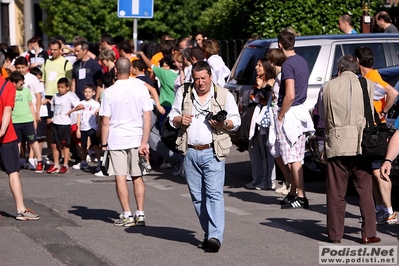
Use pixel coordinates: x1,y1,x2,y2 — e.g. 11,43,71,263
199,0,384,39
40,0,214,42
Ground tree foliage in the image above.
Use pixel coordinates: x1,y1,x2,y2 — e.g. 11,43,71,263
199,0,384,39
40,0,213,42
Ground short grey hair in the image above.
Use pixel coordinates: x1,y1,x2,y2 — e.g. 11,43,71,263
337,55,358,74
115,57,131,75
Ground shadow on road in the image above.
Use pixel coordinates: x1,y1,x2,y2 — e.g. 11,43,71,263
125,226,199,247
68,206,119,224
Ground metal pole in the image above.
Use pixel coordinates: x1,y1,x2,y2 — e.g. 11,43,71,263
24,0,33,50
133,18,138,51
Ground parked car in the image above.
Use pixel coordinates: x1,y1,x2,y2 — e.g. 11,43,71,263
226,33,399,151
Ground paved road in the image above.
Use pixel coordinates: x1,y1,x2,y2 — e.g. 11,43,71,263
0,149,398,265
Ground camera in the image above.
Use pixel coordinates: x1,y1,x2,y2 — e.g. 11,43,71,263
205,110,228,122
138,156,152,173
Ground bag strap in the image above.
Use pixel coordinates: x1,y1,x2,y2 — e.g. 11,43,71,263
359,77,382,129
0,80,8,97
64,59,68,72
181,82,191,111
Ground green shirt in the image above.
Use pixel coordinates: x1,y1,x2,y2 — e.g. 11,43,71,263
152,66,178,107
12,87,33,123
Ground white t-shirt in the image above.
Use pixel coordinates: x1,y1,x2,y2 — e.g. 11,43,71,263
24,72,42,111
79,99,100,131
207,55,231,87
99,78,153,150
51,91,80,125
38,82,48,117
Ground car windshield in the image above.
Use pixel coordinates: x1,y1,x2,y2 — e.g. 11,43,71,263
228,44,267,85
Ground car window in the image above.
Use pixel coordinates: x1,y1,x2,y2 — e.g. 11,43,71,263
295,46,321,74
342,43,386,69
392,43,399,64
332,45,344,78
228,45,266,85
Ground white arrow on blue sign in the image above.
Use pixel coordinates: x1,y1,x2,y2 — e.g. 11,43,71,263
117,0,154,18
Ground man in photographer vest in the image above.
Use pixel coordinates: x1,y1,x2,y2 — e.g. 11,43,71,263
168,61,240,252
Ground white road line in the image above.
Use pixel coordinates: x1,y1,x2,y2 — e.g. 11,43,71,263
146,182,173,190
225,206,251,215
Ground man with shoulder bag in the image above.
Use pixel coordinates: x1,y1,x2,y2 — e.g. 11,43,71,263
168,61,240,252
321,55,380,244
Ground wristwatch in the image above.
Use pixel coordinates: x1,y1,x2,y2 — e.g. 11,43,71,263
100,143,108,148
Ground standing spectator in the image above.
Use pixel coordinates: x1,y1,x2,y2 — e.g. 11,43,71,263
168,61,241,252
194,31,207,48
353,46,398,225
28,36,48,69
179,37,194,50
245,59,276,190
266,48,291,195
182,48,193,83
150,39,176,67
8,71,44,172
0,53,39,220
376,11,399,33
321,54,380,244
338,14,357,34
277,29,314,209
47,78,80,174
100,34,120,60
100,57,152,226
202,39,230,87
99,49,116,87
118,40,139,63
72,41,103,101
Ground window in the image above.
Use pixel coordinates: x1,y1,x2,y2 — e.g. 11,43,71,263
342,43,386,69
295,46,321,74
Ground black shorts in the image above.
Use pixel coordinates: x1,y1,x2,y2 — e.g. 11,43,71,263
36,117,47,140
45,95,53,118
13,122,37,143
81,129,99,149
0,141,21,174
51,124,71,148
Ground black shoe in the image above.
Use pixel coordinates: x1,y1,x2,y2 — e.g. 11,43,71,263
198,239,209,249
281,196,309,209
280,194,295,205
207,238,221,252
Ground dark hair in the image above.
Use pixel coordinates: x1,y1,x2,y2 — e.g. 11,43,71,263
182,48,191,61
101,34,113,45
113,35,124,45
267,48,286,67
118,40,133,54
29,67,42,77
14,56,29,66
192,61,212,76
278,29,295,50
57,77,70,87
160,40,177,57
160,55,176,70
50,40,62,49
102,72,115,88
83,84,95,91
194,31,207,39
132,59,147,72
353,46,373,68
376,11,392,23
337,55,358,74
53,35,66,44
28,36,43,48
258,58,276,80
190,47,205,62
9,71,24,83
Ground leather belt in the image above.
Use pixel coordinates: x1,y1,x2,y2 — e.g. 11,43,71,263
188,144,212,150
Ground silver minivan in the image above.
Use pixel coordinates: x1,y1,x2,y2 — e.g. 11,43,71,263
226,33,399,114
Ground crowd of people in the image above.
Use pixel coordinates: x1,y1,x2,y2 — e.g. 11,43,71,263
0,17,399,252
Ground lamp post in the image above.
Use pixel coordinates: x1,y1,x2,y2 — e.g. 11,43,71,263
361,1,371,33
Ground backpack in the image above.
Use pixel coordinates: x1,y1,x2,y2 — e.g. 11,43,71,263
160,83,191,153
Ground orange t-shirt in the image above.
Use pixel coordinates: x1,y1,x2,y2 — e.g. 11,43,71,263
364,69,388,115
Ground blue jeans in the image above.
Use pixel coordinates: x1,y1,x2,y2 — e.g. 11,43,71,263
184,147,225,242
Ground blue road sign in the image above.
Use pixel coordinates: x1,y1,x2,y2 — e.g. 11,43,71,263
117,0,154,18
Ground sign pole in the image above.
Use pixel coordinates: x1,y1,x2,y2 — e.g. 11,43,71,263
133,18,138,52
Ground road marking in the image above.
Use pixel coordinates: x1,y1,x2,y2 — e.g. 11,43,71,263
225,206,251,215
146,182,173,190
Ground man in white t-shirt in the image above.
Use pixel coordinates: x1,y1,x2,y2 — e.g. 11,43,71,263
99,57,152,227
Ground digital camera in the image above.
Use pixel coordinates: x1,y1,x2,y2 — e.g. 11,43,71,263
206,110,228,122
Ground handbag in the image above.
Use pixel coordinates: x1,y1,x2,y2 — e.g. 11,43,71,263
100,150,110,176
359,77,389,159
160,83,191,153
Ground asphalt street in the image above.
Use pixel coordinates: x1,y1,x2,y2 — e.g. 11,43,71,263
0,148,398,266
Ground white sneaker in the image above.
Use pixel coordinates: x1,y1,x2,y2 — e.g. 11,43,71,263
28,158,38,170
275,182,290,194
72,162,81,170
94,170,105,177
126,174,132,181
86,154,92,163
